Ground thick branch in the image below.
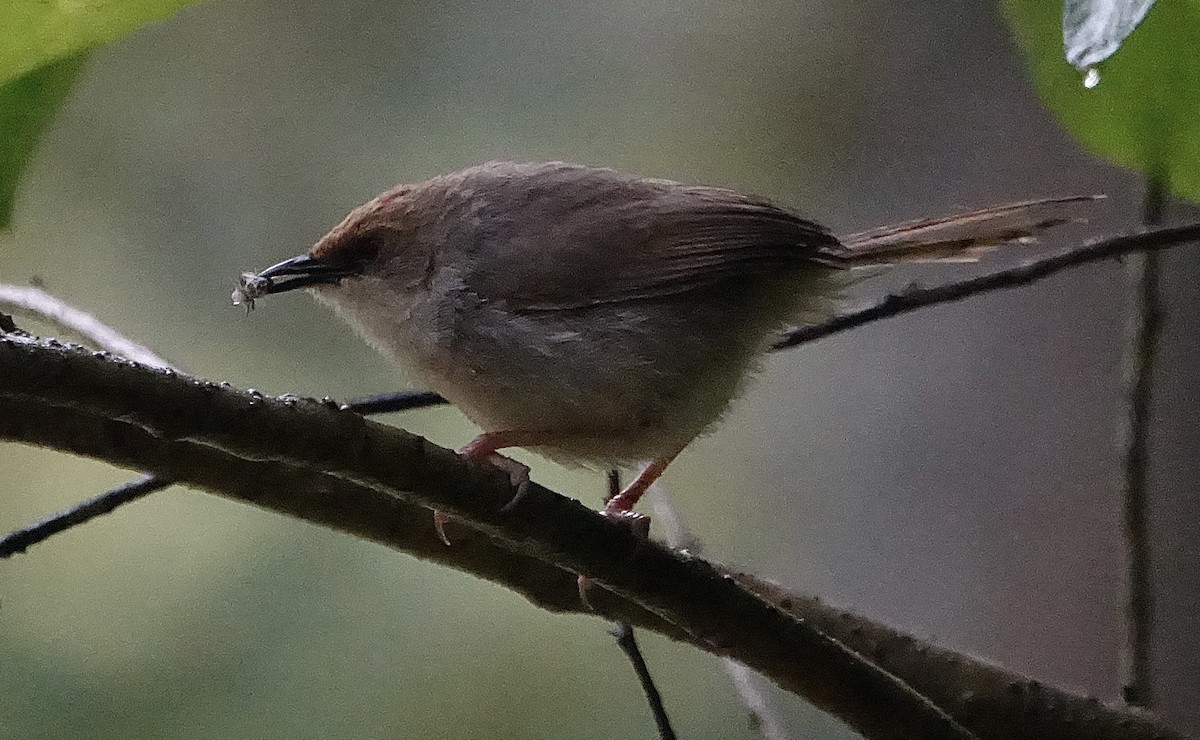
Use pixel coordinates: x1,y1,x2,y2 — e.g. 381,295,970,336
0,334,965,740
0,335,1180,739
732,573,1176,740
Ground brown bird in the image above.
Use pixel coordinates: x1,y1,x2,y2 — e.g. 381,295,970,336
234,161,1090,542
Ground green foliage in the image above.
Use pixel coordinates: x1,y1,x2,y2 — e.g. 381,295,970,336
0,0,199,83
0,0,203,229
0,54,87,229
1007,0,1200,204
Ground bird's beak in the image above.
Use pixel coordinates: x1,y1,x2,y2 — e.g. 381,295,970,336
253,254,362,294
232,253,363,308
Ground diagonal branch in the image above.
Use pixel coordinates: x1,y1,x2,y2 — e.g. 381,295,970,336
0,334,1180,740
0,284,172,368
0,334,960,740
774,223,1200,349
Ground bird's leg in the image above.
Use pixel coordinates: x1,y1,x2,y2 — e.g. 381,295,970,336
578,448,684,607
602,449,682,522
459,431,535,507
434,430,547,545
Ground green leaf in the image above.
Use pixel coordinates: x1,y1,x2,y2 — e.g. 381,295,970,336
0,0,204,229
0,54,87,229
1063,0,1156,70
0,0,201,86
1006,0,1200,204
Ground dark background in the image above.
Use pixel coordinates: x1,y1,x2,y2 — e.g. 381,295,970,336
2,1,1197,737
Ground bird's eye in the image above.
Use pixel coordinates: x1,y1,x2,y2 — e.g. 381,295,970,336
345,232,385,266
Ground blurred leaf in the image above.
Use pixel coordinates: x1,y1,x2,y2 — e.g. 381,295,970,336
1063,0,1157,69
0,0,204,229
1007,0,1200,204
0,0,202,85
0,54,87,229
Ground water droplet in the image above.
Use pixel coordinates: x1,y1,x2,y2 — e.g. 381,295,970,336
1083,68,1101,89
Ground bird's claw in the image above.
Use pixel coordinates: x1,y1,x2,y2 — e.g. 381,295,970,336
496,458,532,512
601,507,651,540
433,510,452,546
578,507,652,608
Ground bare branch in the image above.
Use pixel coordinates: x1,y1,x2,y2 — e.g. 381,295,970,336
0,284,172,368
1119,179,1167,707
0,334,971,740
774,223,1200,349
0,335,1181,739
647,483,793,740
612,622,678,740
0,285,179,552
731,573,1180,740
0,475,169,557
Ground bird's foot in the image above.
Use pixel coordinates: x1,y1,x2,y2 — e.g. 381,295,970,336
578,504,653,609
434,436,534,545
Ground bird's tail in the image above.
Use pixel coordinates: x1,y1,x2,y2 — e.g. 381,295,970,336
818,195,1103,268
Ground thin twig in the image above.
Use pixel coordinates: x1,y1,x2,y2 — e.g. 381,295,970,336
612,622,678,740
0,475,170,557
647,484,793,740
606,469,678,740
0,284,172,368
773,224,1200,349
1119,180,1166,707
342,390,446,413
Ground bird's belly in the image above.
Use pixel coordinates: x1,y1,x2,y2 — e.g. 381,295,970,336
318,275,824,468
408,301,772,467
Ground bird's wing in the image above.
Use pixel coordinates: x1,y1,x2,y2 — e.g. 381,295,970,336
452,162,838,312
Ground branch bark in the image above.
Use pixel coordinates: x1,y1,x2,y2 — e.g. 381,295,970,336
0,334,967,740
0,334,1179,740
774,223,1200,349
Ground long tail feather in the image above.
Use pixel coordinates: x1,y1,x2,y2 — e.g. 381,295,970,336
820,195,1103,267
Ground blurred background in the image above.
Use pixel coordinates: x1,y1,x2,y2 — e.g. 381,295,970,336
2,0,1198,737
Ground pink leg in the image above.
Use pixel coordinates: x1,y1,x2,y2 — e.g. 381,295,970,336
578,448,684,607
433,430,562,545
603,449,683,518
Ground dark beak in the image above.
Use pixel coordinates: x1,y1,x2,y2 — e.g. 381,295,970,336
232,253,363,308
254,254,362,294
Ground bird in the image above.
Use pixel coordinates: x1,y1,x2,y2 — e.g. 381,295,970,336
234,161,1090,543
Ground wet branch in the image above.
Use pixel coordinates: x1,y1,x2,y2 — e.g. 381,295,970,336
0,334,1180,740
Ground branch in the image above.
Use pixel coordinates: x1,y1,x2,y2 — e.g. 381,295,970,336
730,573,1177,740
648,483,793,740
0,284,179,555
0,334,969,740
0,475,169,556
613,622,678,740
1118,180,1167,706
0,284,172,368
774,223,1200,349
0,335,1181,739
